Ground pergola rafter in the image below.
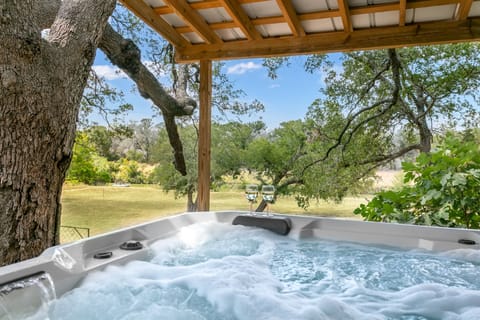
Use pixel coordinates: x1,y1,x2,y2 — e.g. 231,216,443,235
163,0,223,44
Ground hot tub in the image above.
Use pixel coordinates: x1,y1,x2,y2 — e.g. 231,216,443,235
1,211,480,319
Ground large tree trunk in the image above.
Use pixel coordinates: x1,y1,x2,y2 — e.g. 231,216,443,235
0,0,115,266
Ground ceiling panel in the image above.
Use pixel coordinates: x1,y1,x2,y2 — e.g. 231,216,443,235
293,0,334,13
413,4,457,23
302,19,336,33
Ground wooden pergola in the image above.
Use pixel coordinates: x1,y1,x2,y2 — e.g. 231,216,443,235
121,0,480,211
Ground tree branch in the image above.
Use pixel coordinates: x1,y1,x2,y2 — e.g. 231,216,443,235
343,144,421,168
303,49,403,175
35,1,194,176
99,25,196,118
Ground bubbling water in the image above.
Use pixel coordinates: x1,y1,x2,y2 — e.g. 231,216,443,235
44,222,480,320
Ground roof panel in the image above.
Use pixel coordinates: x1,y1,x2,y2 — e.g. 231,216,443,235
161,13,187,28
215,28,246,41
413,5,457,23
256,23,292,37
182,32,204,44
352,14,370,29
332,16,344,31
375,11,400,27
292,0,333,13
302,19,336,33
470,1,480,17
242,0,282,19
328,0,340,11
349,0,368,8
198,8,232,24
405,8,414,24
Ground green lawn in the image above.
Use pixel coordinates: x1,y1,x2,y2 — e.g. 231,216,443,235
60,184,365,241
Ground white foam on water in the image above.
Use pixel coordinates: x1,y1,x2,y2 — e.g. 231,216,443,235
40,222,480,320
440,248,480,264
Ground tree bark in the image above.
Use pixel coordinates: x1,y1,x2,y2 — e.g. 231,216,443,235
0,0,115,266
187,185,198,212
414,88,433,153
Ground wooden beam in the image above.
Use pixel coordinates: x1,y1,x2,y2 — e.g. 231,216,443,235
253,16,288,26
456,0,474,20
407,0,460,9
219,0,263,40
275,0,305,36
350,3,399,15
197,60,213,212
176,18,480,62
399,0,407,26
299,10,340,20
154,1,220,15
337,0,353,32
119,0,188,49
163,0,223,44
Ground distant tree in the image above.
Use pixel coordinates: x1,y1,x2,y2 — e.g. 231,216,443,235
67,134,98,185
212,121,266,178
263,44,480,203
152,121,265,211
245,120,304,194
67,133,112,185
131,119,160,163
85,126,118,161
116,159,145,184
151,124,198,211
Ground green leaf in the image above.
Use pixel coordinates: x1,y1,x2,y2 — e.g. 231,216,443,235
440,172,451,187
451,173,467,186
421,189,442,204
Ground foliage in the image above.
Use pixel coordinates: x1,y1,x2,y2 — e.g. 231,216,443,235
67,128,150,185
354,135,480,228
150,121,265,208
115,159,146,184
85,126,119,160
67,133,112,185
260,44,480,205
246,120,306,193
150,124,198,199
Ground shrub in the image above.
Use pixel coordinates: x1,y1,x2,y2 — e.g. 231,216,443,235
354,135,480,228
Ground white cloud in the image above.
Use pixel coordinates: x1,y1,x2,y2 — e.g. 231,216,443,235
227,61,262,75
269,84,280,89
92,65,127,80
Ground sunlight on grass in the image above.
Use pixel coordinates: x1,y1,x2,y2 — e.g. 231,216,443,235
61,184,365,241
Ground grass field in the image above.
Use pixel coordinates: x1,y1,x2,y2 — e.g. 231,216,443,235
60,184,367,241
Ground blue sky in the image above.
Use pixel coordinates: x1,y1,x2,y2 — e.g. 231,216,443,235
92,53,327,129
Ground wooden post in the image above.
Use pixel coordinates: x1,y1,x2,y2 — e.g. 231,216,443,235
197,60,212,211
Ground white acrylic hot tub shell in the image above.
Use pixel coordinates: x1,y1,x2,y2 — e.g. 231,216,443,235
1,211,480,315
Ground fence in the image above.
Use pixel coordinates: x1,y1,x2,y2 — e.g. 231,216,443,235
60,226,90,243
